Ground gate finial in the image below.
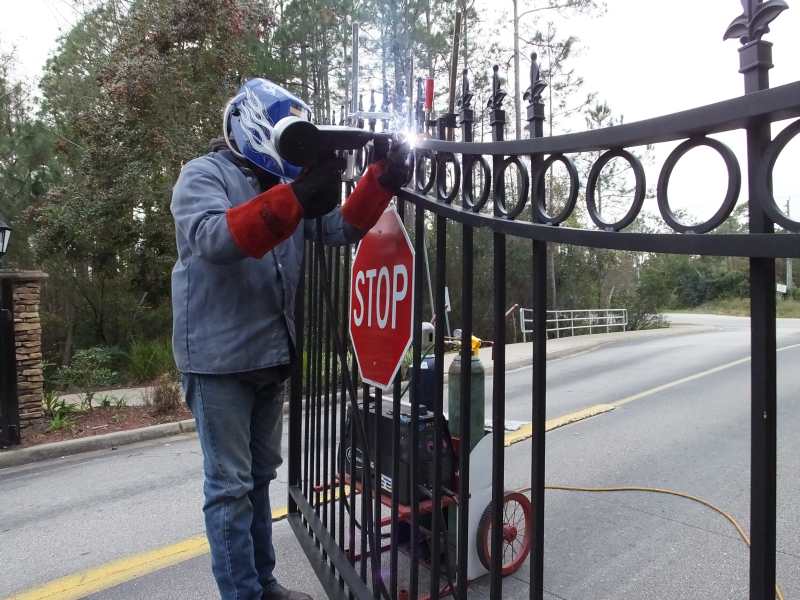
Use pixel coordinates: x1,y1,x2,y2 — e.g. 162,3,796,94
724,0,788,44
524,52,547,105
458,69,473,110
487,64,507,110
381,81,390,112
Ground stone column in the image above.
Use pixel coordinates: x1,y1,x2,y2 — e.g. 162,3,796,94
0,271,48,428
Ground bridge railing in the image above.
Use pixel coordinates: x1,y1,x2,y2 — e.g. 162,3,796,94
519,307,628,341
287,6,798,600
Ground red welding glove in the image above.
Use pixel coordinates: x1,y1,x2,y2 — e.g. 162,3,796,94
226,183,303,258
342,140,411,232
226,157,348,258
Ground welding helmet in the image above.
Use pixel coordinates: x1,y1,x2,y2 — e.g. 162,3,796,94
223,78,312,182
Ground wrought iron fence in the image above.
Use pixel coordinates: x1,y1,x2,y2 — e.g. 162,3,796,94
287,5,799,599
519,307,628,341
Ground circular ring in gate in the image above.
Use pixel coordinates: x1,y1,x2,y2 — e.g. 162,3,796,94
657,137,741,234
415,149,436,194
531,153,580,225
586,148,646,231
436,152,461,204
463,155,492,212
756,118,800,232
497,156,530,219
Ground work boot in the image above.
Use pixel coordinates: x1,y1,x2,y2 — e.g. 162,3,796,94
262,582,314,600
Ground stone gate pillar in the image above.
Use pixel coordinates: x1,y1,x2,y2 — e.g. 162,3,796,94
0,271,48,431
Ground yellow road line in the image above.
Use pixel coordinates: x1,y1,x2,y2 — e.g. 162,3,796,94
6,487,349,600
6,535,211,600
504,403,616,447
504,342,800,448
611,341,800,409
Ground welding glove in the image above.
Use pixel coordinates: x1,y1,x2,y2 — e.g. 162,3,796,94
290,156,347,219
377,139,412,192
340,141,410,233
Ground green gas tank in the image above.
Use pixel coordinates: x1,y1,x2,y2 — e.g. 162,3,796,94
447,336,486,453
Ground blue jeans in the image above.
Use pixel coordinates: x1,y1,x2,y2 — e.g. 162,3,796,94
183,372,285,600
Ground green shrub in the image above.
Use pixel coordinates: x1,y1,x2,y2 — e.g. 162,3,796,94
42,390,77,431
127,338,175,383
55,347,120,409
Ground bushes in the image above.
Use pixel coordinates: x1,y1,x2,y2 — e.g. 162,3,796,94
127,338,175,383
49,339,176,402
54,346,120,409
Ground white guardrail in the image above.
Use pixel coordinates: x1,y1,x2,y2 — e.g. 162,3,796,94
519,308,628,342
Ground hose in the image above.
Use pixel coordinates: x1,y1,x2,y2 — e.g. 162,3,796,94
515,484,784,600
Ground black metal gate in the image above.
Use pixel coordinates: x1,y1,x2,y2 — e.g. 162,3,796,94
287,5,800,599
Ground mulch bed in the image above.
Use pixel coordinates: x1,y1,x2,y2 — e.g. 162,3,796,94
19,405,193,448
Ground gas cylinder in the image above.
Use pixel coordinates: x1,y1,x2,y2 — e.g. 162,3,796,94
447,335,485,452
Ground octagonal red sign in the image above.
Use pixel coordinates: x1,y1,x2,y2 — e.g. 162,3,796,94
349,207,415,390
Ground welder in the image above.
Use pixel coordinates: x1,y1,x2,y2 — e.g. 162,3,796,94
170,78,409,600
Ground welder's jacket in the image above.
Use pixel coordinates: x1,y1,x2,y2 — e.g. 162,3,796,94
171,151,392,375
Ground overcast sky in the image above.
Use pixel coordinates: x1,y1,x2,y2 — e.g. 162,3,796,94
2,0,798,224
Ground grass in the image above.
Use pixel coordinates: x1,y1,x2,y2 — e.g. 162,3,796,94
676,297,800,318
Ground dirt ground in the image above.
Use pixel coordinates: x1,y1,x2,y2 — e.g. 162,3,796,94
20,405,193,448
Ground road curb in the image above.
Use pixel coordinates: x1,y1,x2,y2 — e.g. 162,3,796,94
0,419,197,470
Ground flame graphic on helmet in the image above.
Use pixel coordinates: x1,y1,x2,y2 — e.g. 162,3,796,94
237,86,284,170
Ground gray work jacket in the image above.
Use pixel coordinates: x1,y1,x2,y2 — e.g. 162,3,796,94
170,151,358,375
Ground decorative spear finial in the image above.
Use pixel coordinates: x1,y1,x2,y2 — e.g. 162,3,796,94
381,81,390,112
458,69,473,110
523,52,547,105
487,64,507,110
724,0,788,44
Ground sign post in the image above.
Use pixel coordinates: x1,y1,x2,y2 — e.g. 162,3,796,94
349,207,415,390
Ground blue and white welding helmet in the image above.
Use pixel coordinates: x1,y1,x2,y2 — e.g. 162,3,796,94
223,78,312,182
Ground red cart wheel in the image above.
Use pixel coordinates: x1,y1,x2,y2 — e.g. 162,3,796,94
476,491,532,576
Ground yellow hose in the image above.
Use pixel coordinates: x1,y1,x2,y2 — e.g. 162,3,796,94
515,484,785,600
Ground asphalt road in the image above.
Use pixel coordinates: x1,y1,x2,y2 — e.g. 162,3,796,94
2,314,799,600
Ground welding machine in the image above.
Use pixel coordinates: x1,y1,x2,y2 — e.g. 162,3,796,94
340,398,455,506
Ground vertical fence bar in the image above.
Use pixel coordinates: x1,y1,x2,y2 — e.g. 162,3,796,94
738,32,777,600
314,233,325,525
360,383,370,582
289,250,306,515
528,52,548,600
339,245,350,587
488,64,507,600
304,241,316,505
390,199,405,600
429,196,448,600
322,245,334,560
373,387,383,598
456,71,475,600
330,246,341,557
409,203,426,600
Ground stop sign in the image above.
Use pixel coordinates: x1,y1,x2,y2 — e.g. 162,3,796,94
349,207,415,390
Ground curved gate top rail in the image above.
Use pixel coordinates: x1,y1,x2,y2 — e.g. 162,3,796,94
289,4,795,600
416,80,800,156
403,78,800,258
